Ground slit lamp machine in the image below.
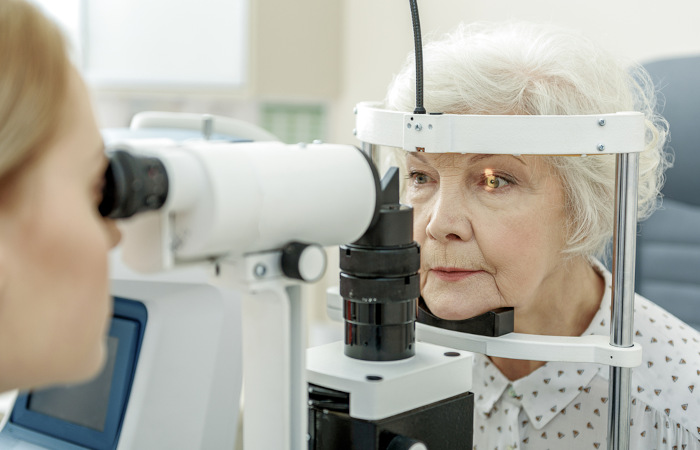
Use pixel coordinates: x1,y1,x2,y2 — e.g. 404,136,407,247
0,105,645,450
0,6,644,450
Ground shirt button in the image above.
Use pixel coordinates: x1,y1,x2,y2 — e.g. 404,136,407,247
508,385,517,398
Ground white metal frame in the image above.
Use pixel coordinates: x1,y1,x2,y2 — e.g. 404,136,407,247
209,254,306,450
355,101,645,155
415,323,641,367
327,286,641,367
355,102,644,450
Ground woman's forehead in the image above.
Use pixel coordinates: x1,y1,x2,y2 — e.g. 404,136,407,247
406,152,530,167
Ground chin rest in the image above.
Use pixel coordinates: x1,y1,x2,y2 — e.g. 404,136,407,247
417,297,514,337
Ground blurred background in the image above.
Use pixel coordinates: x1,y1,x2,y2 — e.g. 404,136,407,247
28,0,700,340
32,0,700,146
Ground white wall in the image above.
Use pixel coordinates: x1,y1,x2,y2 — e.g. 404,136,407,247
89,0,700,140
331,0,700,145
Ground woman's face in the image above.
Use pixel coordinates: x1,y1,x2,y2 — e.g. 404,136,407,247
0,69,121,391
405,152,569,320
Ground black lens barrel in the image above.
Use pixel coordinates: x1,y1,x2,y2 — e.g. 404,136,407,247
99,149,169,219
341,167,420,361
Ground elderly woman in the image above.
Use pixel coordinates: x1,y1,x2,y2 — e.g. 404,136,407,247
0,0,121,392
385,22,699,449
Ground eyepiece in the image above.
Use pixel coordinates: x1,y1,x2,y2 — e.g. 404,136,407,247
99,149,169,219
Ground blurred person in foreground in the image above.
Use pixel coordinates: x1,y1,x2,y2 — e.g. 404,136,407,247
0,0,121,393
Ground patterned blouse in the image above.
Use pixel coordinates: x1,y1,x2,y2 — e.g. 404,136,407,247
471,262,700,450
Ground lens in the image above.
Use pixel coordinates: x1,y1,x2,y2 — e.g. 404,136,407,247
99,149,169,219
341,167,420,361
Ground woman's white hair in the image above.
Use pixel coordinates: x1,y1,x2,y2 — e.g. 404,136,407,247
384,21,670,260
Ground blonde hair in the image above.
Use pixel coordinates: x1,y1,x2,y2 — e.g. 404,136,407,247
0,0,69,188
385,21,670,259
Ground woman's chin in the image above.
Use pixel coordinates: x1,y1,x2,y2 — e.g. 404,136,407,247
423,295,495,321
57,338,107,386
422,279,501,321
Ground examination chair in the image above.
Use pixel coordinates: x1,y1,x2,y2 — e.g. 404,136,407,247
636,55,700,330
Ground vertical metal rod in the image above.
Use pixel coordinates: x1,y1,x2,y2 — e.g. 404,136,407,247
287,285,308,450
361,141,377,165
607,152,640,450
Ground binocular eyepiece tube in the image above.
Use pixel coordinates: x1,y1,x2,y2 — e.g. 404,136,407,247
99,149,169,219
97,141,381,272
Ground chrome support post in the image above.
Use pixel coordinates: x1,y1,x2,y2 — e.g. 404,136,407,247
361,141,377,164
607,152,640,450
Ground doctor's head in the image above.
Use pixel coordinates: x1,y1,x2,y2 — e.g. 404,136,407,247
385,22,669,327
0,0,120,392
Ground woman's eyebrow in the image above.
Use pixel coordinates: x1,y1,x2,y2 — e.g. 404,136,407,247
468,154,527,166
406,152,527,166
406,152,429,163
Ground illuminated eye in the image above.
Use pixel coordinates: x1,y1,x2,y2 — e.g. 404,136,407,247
415,173,429,184
485,175,509,189
409,171,431,185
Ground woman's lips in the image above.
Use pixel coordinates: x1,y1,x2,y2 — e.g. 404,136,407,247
430,267,483,282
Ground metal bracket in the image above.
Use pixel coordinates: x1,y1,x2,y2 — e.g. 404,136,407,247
355,101,645,155
416,322,642,368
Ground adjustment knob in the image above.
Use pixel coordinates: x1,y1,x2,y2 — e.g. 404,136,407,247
386,435,428,450
281,242,327,282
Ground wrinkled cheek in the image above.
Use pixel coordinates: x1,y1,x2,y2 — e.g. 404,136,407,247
410,201,429,235
414,224,428,290
418,267,427,294
413,221,427,245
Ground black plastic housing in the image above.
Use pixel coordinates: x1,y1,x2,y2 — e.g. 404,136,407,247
99,149,168,219
340,167,420,362
417,298,515,337
308,388,473,450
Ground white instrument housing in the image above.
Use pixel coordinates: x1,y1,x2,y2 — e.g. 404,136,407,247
113,140,378,272
355,101,645,155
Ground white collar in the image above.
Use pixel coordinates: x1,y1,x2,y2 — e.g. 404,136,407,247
472,259,611,429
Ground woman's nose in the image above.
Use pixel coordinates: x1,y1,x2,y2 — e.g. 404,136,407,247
424,191,474,243
105,220,122,249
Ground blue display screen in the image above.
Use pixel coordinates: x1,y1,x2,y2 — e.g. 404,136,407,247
28,336,120,432
7,298,147,450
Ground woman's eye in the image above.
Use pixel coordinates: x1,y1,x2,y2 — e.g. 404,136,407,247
484,174,510,189
408,171,432,185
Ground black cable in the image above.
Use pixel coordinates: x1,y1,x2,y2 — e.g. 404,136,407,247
410,0,426,115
